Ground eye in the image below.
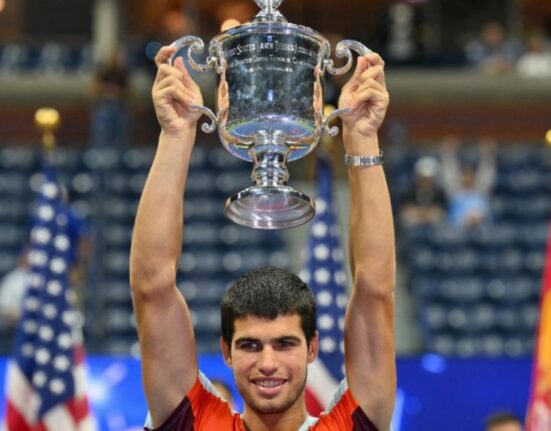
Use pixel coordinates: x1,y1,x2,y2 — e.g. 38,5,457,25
276,339,297,350
237,341,261,352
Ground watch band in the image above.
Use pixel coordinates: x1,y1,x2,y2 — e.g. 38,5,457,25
344,150,384,167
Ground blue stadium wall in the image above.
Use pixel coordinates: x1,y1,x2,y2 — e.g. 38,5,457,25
0,355,532,431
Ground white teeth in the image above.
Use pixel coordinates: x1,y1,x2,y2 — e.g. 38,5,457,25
256,380,282,388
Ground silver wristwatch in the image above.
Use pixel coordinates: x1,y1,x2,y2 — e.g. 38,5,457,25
344,150,384,167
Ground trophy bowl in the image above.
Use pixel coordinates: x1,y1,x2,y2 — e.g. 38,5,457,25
169,0,370,229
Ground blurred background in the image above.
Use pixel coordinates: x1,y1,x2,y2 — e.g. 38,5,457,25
0,0,550,430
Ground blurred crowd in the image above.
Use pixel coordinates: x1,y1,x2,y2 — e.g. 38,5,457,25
465,21,551,77
399,134,498,230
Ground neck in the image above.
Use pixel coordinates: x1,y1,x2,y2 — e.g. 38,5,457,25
242,395,308,431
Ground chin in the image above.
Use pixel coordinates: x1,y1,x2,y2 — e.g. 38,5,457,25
249,398,295,415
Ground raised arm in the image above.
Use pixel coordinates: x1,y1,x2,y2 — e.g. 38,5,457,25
338,53,396,431
474,137,497,195
440,134,462,197
129,46,203,427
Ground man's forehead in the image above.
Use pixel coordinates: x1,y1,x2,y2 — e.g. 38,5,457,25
232,314,304,339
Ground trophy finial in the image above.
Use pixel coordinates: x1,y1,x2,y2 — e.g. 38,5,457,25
254,0,283,12
34,107,61,151
253,0,286,21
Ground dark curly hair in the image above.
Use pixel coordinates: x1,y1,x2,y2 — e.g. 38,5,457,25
221,267,317,347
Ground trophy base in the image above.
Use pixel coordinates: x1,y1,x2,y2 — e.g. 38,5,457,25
224,185,315,229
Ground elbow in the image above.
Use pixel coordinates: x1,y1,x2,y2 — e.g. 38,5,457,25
352,259,396,299
129,261,177,302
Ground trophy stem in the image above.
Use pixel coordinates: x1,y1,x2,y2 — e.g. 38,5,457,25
250,131,290,188
224,131,315,229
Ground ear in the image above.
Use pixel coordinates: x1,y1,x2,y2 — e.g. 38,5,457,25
307,331,319,364
220,336,233,367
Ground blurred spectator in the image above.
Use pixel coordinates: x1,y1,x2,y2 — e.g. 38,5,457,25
464,21,522,75
91,47,129,148
484,411,522,431
0,251,30,324
441,135,497,229
399,155,447,227
517,29,551,77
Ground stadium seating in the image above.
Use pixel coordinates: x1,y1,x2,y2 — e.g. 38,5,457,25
0,142,548,358
395,143,549,357
0,144,288,354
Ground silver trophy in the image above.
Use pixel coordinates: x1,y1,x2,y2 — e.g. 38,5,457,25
170,0,370,229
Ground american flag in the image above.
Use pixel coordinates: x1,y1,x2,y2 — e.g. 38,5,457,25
3,160,96,431
300,155,349,415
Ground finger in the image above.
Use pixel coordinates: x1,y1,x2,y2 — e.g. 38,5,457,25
356,77,386,95
346,56,369,88
155,46,176,68
155,74,189,95
359,65,384,83
155,62,199,93
360,53,386,88
349,87,389,110
363,52,385,68
155,63,184,83
172,57,196,87
153,86,189,108
358,66,386,90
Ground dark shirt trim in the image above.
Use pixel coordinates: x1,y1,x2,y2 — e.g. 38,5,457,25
353,407,379,431
144,395,194,431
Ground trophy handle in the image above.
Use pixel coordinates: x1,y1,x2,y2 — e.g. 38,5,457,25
169,35,221,72
324,40,372,76
321,40,371,136
189,105,218,134
322,108,352,137
168,36,220,134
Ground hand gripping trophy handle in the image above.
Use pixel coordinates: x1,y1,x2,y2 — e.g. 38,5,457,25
322,40,372,137
168,36,221,134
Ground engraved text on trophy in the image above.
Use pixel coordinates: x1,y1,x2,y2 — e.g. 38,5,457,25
222,34,322,140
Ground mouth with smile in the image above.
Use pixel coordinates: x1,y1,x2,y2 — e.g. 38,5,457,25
250,377,287,396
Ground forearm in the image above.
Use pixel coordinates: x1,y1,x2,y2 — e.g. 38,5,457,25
441,149,460,196
345,132,396,293
130,129,196,296
475,152,496,194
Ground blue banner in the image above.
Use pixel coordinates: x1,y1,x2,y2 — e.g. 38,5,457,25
0,355,532,431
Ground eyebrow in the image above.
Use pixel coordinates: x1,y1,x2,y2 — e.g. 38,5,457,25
234,336,303,345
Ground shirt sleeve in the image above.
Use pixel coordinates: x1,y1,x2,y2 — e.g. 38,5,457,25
312,380,381,431
144,372,236,431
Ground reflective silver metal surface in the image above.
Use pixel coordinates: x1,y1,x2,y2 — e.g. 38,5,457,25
169,0,370,229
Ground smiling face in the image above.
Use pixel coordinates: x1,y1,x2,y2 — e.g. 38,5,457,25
221,314,318,416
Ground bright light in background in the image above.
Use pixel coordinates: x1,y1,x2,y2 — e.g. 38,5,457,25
221,18,241,32
392,388,405,431
89,378,110,405
88,362,128,406
545,129,551,147
421,353,448,373
0,0,5,13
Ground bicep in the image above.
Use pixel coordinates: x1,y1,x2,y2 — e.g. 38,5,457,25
133,286,198,428
344,287,396,431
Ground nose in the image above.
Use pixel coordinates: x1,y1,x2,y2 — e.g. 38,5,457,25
257,347,278,375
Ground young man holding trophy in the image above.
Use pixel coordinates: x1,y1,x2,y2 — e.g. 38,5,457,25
130,27,395,431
